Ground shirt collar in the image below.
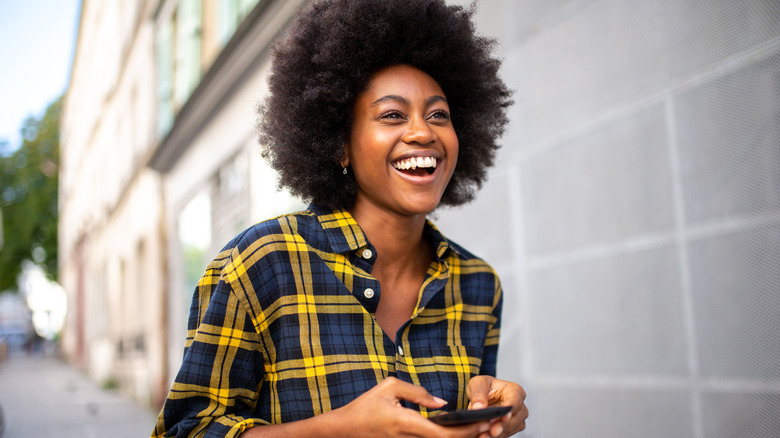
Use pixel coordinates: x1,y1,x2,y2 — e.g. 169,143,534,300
311,204,369,254
310,204,455,259
424,220,455,261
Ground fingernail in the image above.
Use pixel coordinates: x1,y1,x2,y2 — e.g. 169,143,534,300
494,425,504,436
433,396,447,405
472,402,485,409
479,423,490,433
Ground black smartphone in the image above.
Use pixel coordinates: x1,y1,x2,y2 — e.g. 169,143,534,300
429,406,511,426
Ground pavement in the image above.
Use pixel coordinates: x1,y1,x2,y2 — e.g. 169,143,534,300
0,351,158,438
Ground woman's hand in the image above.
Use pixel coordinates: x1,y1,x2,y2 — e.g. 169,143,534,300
466,376,528,438
331,376,496,438
241,377,504,437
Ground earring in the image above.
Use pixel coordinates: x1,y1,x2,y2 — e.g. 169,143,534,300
342,165,348,175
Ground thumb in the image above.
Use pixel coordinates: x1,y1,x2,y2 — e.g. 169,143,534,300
466,375,492,410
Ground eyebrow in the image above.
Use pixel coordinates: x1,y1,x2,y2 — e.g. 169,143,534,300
371,94,448,107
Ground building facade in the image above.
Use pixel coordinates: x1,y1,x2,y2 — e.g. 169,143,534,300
61,0,779,436
60,0,305,408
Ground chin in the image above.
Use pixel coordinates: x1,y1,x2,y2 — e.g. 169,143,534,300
398,197,442,216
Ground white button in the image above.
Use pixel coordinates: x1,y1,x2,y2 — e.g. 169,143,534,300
363,288,375,299
361,248,373,259
397,346,404,356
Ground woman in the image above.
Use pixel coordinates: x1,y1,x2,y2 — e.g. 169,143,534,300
153,1,527,437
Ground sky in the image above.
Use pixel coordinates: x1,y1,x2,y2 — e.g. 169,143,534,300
0,0,80,152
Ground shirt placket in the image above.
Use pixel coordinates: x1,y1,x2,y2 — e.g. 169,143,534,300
391,259,449,407
347,239,452,400
349,244,380,313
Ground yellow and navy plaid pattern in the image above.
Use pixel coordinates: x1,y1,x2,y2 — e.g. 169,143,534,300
152,205,502,437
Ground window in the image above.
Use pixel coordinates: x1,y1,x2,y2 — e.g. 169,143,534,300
155,0,261,137
155,19,174,136
178,190,212,298
174,0,202,106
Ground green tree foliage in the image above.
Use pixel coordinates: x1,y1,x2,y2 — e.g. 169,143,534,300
0,97,61,292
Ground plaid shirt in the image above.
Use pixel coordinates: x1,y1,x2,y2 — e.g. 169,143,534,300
152,205,503,437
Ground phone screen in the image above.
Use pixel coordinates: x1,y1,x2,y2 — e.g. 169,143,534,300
429,406,511,426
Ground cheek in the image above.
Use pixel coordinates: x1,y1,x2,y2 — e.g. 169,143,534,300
451,138,459,161
446,132,459,169
352,138,396,170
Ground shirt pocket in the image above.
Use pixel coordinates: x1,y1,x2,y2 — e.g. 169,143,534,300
428,345,484,411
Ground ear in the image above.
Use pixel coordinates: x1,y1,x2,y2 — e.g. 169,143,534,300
340,145,350,168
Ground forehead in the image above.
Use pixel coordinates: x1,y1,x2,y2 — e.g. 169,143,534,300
360,65,446,101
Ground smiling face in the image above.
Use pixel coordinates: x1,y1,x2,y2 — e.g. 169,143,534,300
345,64,459,218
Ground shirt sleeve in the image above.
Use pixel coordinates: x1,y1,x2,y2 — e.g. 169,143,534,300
480,274,503,377
152,249,268,438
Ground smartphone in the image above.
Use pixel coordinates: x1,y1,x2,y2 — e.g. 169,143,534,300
429,406,511,426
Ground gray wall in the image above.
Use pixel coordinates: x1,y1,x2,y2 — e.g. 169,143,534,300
437,1,780,436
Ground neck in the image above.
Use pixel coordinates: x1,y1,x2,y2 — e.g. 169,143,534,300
349,199,431,275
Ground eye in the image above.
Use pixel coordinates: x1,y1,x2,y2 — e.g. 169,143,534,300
429,110,451,121
379,110,406,121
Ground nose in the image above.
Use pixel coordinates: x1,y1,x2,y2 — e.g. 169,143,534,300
401,115,435,145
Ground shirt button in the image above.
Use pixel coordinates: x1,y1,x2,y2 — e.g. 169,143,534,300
361,248,373,259
363,288,375,299
397,346,404,356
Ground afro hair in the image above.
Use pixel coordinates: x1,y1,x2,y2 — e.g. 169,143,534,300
258,0,512,209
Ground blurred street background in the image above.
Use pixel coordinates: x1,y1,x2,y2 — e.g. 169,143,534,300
1,1,779,437
0,348,156,437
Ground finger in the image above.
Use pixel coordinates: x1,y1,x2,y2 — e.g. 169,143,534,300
497,402,529,436
499,382,526,407
516,403,529,431
489,421,504,437
474,421,495,438
486,380,525,411
466,375,493,409
379,377,448,409
439,420,492,438
411,412,492,438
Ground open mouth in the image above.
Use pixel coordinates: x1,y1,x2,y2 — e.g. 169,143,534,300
392,156,437,177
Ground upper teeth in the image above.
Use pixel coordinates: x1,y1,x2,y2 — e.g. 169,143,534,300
393,157,437,170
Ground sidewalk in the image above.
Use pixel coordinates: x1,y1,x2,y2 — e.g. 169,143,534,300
0,351,157,438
